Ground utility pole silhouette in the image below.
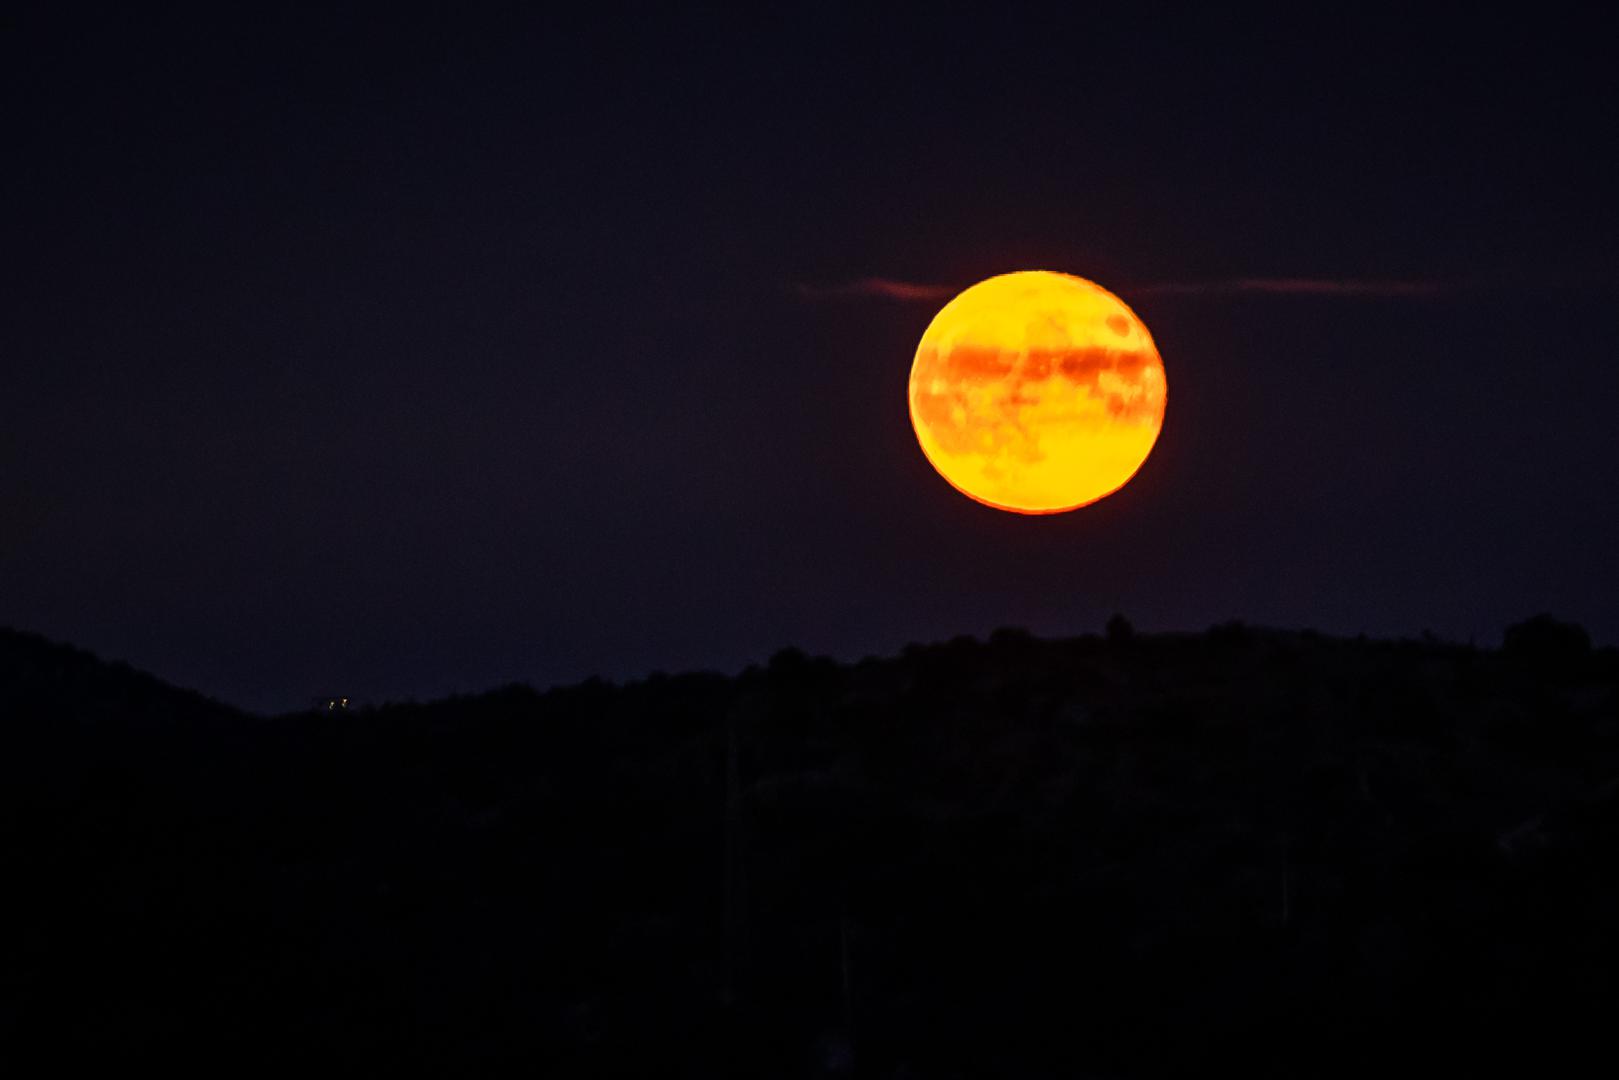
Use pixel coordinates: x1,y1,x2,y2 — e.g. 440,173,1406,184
720,697,749,1006
840,900,856,1065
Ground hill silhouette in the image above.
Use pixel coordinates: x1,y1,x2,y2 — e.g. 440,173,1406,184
4,620,1618,1076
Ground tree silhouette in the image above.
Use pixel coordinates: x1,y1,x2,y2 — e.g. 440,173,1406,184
1503,613,1591,671
1106,612,1135,643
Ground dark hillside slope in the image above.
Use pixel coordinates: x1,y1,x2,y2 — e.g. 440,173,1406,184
0,627,241,727
4,623,1619,1076
1,627,248,799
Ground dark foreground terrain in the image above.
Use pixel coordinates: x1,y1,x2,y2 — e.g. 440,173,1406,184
4,618,1618,1076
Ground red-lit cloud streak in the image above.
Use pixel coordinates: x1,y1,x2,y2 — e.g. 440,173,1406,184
794,278,957,301
797,276,1476,302
1131,278,1453,297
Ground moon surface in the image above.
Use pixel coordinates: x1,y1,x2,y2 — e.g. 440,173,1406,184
908,271,1167,514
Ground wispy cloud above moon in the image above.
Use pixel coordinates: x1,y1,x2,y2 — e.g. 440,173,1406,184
1130,278,1455,298
793,278,957,302
795,276,1478,303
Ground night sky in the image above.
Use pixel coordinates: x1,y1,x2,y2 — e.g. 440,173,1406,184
5,7,1617,712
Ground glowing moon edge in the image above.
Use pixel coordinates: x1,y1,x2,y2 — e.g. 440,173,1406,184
907,270,1167,514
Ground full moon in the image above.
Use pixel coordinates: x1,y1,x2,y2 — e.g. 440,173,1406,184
908,270,1167,514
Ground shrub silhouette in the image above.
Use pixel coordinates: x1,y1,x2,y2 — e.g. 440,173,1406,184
769,646,809,673
1106,612,1135,643
987,625,1034,649
1503,613,1591,672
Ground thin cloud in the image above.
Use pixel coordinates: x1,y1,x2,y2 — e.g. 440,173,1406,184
794,278,957,302
797,275,1477,303
1130,277,1457,298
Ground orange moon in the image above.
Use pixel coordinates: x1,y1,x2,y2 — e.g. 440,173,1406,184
908,270,1167,514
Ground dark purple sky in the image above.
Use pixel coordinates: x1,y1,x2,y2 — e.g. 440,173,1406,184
5,7,1617,712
